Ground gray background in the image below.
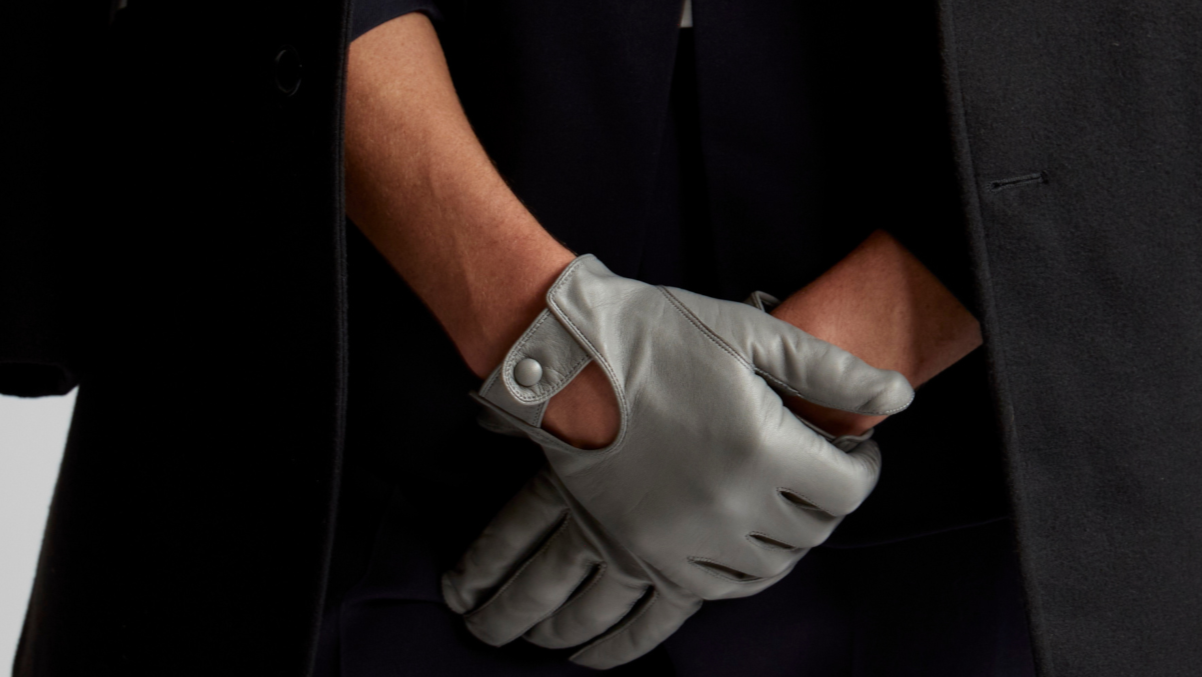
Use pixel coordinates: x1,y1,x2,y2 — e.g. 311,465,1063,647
0,391,74,670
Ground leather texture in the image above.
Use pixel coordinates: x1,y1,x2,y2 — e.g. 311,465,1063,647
443,255,913,669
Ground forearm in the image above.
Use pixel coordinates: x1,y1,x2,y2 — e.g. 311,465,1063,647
345,13,573,377
346,12,620,448
773,229,983,435
345,16,977,446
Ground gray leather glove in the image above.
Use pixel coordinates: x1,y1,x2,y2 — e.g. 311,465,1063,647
442,255,913,669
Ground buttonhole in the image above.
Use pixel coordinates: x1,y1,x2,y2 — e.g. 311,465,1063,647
989,171,1047,191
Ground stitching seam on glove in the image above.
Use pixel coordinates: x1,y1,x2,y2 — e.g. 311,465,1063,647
659,287,755,372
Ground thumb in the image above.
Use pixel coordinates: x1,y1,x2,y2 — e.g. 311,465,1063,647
665,287,914,416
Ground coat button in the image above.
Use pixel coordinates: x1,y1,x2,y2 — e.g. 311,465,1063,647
274,46,302,96
514,358,543,387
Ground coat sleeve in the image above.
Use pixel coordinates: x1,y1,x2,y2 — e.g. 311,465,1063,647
352,0,445,43
0,222,81,398
0,1,109,397
886,219,981,320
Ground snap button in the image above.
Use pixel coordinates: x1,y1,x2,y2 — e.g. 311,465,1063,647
513,358,543,387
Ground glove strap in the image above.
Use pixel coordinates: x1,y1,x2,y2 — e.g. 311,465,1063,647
477,308,592,428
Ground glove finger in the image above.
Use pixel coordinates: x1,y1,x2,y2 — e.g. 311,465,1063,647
768,413,883,521
523,563,648,649
569,587,702,670
464,514,602,647
442,469,566,615
665,287,914,416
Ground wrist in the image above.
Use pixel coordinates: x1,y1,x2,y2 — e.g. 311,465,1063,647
783,398,884,437
454,244,576,378
762,230,983,435
768,230,980,389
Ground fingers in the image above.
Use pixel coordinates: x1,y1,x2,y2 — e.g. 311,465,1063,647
463,514,603,646
449,467,697,658
569,588,702,670
523,564,647,649
790,437,882,518
745,412,881,551
665,287,914,416
441,469,566,615
766,414,883,520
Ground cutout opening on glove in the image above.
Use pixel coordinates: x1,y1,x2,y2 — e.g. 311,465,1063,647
540,361,621,450
747,532,799,551
779,489,833,516
687,558,762,583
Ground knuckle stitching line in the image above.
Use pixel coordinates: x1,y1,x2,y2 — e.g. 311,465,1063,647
659,288,754,372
